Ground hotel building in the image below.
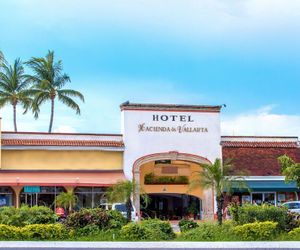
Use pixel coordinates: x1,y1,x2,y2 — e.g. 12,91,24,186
0,102,299,219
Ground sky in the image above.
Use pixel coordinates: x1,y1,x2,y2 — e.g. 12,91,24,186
0,0,300,136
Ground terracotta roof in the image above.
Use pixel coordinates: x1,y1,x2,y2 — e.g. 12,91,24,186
221,141,299,148
2,139,124,148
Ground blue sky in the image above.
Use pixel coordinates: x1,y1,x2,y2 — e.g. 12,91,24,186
1,0,300,136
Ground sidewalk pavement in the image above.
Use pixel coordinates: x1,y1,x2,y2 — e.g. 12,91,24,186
0,241,299,249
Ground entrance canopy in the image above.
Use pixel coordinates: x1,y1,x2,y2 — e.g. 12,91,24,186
232,180,299,192
0,170,125,186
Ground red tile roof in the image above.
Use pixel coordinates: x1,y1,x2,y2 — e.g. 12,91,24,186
221,141,298,148
1,139,124,147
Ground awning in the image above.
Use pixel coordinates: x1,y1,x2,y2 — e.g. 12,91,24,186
232,180,299,192
0,170,126,186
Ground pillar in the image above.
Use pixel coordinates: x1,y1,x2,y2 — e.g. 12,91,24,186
202,188,214,220
11,186,23,208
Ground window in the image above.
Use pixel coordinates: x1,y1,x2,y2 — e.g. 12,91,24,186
74,187,107,209
0,187,13,207
251,192,276,205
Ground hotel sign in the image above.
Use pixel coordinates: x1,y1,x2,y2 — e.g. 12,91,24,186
138,114,208,133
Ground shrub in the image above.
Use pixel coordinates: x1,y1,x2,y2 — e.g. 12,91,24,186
21,224,68,240
234,221,278,241
233,204,288,231
65,208,110,230
285,212,300,232
121,223,154,241
107,209,127,229
0,224,20,240
179,221,236,241
121,220,175,241
288,227,300,240
141,219,175,240
0,205,55,227
178,219,199,232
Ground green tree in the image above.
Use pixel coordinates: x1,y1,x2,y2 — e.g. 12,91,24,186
190,158,246,225
56,190,78,214
106,180,150,221
0,50,4,65
278,155,300,188
0,58,32,132
26,50,84,133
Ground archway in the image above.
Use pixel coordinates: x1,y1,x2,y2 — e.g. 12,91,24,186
132,151,214,220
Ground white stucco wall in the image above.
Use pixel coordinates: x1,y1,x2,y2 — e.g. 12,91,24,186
122,109,222,179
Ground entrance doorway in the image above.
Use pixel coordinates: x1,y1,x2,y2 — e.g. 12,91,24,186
141,193,202,220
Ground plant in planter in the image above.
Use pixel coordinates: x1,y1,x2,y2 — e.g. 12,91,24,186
187,202,198,219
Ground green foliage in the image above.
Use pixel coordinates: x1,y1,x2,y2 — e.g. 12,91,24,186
121,223,154,241
0,224,21,240
26,50,84,133
288,227,300,240
234,221,278,241
0,223,67,240
190,158,246,225
21,224,68,240
121,220,175,241
144,173,189,184
106,209,127,229
232,204,288,231
0,58,33,131
178,221,236,241
107,180,149,221
65,208,110,230
285,212,300,232
278,155,300,188
178,219,199,232
141,219,175,240
0,205,55,227
56,191,77,213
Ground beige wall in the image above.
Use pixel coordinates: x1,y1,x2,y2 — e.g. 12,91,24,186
140,160,204,199
1,150,123,170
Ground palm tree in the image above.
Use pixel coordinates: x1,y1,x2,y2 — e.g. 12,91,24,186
0,50,4,65
56,190,78,214
26,50,84,133
190,158,246,225
106,180,150,221
0,58,32,132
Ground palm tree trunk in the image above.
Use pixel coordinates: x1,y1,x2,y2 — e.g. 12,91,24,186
217,195,224,225
13,104,17,132
48,98,55,133
126,198,132,222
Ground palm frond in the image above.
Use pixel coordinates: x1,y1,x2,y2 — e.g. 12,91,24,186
58,89,84,102
57,93,81,114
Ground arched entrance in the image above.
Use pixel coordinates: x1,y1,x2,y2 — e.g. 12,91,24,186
142,193,202,220
132,151,214,220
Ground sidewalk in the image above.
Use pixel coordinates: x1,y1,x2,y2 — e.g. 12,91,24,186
0,241,299,249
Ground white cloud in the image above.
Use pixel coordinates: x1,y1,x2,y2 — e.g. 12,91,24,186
221,105,300,137
54,125,77,133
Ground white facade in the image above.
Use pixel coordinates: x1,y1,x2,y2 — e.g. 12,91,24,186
121,103,222,179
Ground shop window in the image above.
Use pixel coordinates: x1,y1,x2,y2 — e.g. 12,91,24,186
74,187,107,209
0,187,13,207
20,186,65,209
251,192,276,205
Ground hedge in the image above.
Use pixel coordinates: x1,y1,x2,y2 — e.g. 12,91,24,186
0,224,68,240
234,221,278,241
0,205,55,227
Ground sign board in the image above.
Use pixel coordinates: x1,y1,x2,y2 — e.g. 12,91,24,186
24,186,41,193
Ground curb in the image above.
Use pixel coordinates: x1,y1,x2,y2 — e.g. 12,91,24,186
0,241,299,249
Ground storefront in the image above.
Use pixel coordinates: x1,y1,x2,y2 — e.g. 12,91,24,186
0,102,299,220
